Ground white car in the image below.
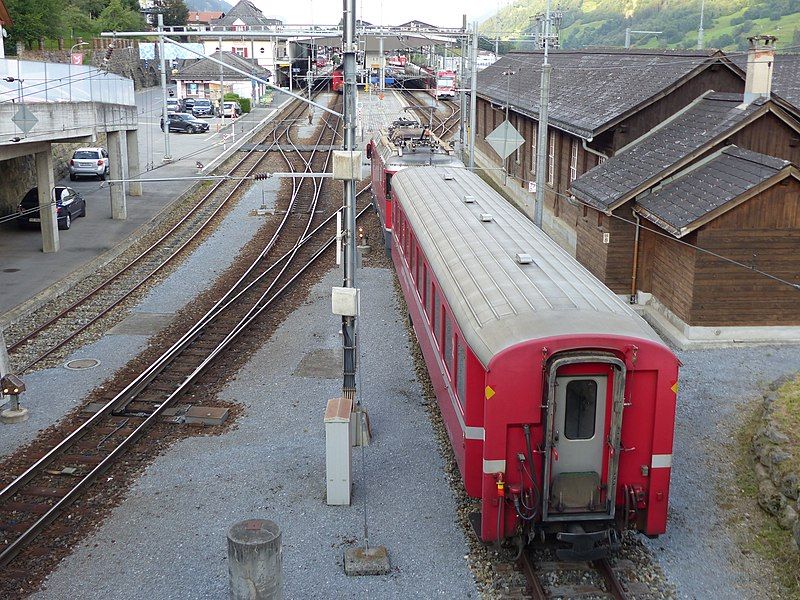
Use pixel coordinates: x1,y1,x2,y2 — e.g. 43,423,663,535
69,147,109,181
220,101,242,118
167,98,180,114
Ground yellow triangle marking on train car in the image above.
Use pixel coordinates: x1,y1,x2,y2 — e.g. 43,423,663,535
671,381,679,394
485,386,495,400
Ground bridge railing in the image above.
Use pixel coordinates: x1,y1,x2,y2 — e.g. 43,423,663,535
0,59,135,106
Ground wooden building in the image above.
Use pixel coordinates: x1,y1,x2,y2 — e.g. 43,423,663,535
476,39,800,334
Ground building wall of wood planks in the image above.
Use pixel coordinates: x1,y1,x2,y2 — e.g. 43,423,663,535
689,176,800,325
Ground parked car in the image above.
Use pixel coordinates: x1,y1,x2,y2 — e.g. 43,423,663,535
17,186,86,230
69,147,109,181
160,113,210,134
166,98,180,114
219,101,242,118
191,98,214,117
181,97,196,112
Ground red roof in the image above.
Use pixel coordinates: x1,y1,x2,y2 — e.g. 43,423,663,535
188,11,223,23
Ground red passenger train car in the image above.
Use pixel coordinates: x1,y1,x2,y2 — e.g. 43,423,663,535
377,164,680,559
366,118,460,250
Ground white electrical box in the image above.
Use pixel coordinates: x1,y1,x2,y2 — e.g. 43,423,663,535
332,287,360,317
332,150,363,180
325,397,353,506
603,232,611,244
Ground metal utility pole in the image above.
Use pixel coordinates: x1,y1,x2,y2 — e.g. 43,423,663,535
158,13,172,162
219,35,224,112
625,28,662,49
459,14,467,147
502,69,515,185
697,0,706,49
533,0,552,228
468,21,478,169
342,0,358,398
379,33,385,91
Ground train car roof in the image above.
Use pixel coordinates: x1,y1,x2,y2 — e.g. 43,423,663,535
392,166,666,366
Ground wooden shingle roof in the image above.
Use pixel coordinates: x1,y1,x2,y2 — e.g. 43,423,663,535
570,93,772,211
476,49,732,139
173,51,270,81
635,146,791,237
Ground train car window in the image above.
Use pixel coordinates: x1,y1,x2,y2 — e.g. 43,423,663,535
457,340,466,401
421,265,427,306
385,173,393,197
366,144,372,159
430,285,437,331
564,379,597,440
444,314,453,374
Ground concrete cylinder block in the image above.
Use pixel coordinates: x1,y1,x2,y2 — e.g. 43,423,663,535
227,519,282,600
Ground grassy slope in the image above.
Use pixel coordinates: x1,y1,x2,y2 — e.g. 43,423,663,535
486,0,800,51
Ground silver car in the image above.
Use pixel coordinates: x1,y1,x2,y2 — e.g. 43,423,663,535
69,147,110,181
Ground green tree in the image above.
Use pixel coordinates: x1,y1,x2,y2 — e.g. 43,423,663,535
157,0,189,27
63,4,101,40
98,0,145,32
4,0,64,48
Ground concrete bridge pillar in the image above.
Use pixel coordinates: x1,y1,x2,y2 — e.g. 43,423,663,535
126,129,142,197
35,149,59,253
107,130,127,220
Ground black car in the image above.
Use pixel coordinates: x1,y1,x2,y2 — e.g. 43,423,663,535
191,98,214,117
17,186,86,230
160,113,210,134
181,97,195,112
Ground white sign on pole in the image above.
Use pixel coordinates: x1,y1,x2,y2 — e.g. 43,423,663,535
528,180,536,193
485,119,525,160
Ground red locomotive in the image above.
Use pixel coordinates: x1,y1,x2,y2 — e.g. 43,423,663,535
370,159,680,559
332,65,344,93
366,118,460,250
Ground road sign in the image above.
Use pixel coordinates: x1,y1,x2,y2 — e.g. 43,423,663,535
70,52,84,65
12,105,38,135
486,119,524,160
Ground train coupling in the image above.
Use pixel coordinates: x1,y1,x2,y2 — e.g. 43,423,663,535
555,526,620,561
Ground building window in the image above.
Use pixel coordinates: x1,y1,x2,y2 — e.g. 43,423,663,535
232,46,248,57
456,340,466,402
570,139,579,182
547,129,555,186
530,124,537,175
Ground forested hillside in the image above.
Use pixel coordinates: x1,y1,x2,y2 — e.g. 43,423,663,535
484,0,800,51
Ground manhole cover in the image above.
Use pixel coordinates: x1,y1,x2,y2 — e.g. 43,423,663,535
2,268,20,273
64,358,101,370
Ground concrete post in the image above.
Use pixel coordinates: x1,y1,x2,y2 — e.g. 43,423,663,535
126,129,142,196
107,130,127,220
0,330,11,380
35,149,59,253
227,519,282,600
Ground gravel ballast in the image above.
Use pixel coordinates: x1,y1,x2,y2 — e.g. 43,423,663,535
0,190,264,458
33,267,478,599
643,345,800,599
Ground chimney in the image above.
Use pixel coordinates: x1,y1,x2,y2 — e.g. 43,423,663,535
743,35,777,104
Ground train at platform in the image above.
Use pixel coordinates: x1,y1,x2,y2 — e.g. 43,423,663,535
403,64,457,100
367,131,680,560
332,65,344,93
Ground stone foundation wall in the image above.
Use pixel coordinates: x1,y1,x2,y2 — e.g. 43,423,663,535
752,376,800,550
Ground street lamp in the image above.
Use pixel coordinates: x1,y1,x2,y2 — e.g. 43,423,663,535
69,41,89,101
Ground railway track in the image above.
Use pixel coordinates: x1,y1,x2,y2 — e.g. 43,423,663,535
4,89,327,374
0,92,372,589
399,89,461,140
499,547,656,600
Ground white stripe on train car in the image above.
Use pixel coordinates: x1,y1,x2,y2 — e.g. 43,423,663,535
651,454,672,468
483,459,506,473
